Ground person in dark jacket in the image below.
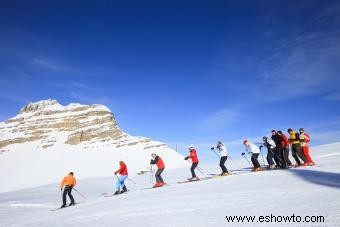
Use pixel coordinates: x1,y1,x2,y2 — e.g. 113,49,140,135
150,154,166,187
271,130,284,168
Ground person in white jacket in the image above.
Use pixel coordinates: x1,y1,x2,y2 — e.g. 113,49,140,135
243,140,262,171
261,136,277,169
215,141,229,175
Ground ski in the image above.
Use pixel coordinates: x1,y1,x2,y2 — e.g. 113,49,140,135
102,191,129,197
177,177,212,184
141,183,170,190
50,202,79,211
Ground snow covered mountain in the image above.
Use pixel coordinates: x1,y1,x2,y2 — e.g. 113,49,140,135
0,99,187,193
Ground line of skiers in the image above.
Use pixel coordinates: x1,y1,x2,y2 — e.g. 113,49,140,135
243,128,314,171
59,128,314,207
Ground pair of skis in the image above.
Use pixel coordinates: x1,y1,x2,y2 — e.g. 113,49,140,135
50,202,79,211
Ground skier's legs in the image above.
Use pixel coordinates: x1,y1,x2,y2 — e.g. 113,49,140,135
294,144,306,163
67,187,74,204
62,188,68,206
266,149,275,165
116,175,127,192
291,145,301,165
190,163,198,178
301,146,314,164
219,156,228,173
251,153,260,168
155,168,164,183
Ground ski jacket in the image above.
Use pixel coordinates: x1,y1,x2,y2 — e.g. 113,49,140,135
60,175,76,188
300,132,310,147
279,134,289,148
246,143,260,154
288,131,301,145
217,143,228,157
187,149,199,163
271,134,282,147
150,156,165,169
264,137,276,150
115,162,128,176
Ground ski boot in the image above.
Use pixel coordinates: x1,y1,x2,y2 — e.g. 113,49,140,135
121,185,128,193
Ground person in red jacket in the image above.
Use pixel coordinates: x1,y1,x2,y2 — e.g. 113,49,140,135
114,161,128,195
299,128,314,165
184,145,199,180
277,131,293,168
150,154,166,187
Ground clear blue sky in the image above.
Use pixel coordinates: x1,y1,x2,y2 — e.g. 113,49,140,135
1,0,340,161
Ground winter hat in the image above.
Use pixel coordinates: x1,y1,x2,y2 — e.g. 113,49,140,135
287,128,293,132
243,140,248,145
151,153,157,158
277,131,283,135
262,136,267,141
188,144,194,150
299,128,304,132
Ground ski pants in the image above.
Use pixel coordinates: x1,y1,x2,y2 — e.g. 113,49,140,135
219,156,228,173
116,175,127,192
301,146,314,164
281,147,292,167
291,144,306,165
251,153,261,168
191,162,198,178
155,168,164,183
62,186,74,206
266,148,276,166
273,148,283,167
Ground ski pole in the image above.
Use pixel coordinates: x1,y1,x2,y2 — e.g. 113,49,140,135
73,188,88,200
259,147,266,166
210,147,220,159
150,165,154,184
126,177,137,184
186,160,205,174
241,153,252,167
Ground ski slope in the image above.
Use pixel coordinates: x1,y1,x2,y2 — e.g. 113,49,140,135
0,143,339,226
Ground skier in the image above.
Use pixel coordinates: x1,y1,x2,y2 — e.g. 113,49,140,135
215,141,229,176
271,130,284,167
287,128,307,166
114,161,128,195
150,153,166,187
242,140,262,171
184,145,199,180
277,130,292,168
60,172,77,208
299,128,314,166
261,136,277,169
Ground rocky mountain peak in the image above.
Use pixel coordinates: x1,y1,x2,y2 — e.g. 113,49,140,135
0,99,165,152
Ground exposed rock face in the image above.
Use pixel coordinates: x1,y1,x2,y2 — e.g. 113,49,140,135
0,99,165,151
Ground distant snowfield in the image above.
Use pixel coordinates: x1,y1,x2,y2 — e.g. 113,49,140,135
0,142,340,226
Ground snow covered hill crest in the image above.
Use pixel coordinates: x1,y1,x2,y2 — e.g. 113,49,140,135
0,99,186,193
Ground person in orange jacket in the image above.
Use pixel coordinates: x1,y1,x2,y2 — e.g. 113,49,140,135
60,172,77,208
114,161,128,195
184,145,199,180
299,128,314,165
150,153,166,187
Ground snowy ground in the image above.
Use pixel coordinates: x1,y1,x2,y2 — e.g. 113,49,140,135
0,143,339,226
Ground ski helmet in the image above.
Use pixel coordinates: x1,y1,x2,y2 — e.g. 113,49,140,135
151,153,157,158
188,144,194,150
299,128,304,132
262,136,267,141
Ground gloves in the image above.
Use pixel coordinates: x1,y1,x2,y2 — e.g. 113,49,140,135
184,157,189,160
259,145,263,149
210,147,215,150
60,188,63,191
241,152,245,156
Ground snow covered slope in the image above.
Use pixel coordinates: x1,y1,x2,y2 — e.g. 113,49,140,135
0,99,187,193
0,143,339,226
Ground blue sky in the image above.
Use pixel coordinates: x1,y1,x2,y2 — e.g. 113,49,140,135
1,0,340,161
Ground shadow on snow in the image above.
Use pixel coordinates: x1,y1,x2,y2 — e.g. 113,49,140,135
289,168,340,189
